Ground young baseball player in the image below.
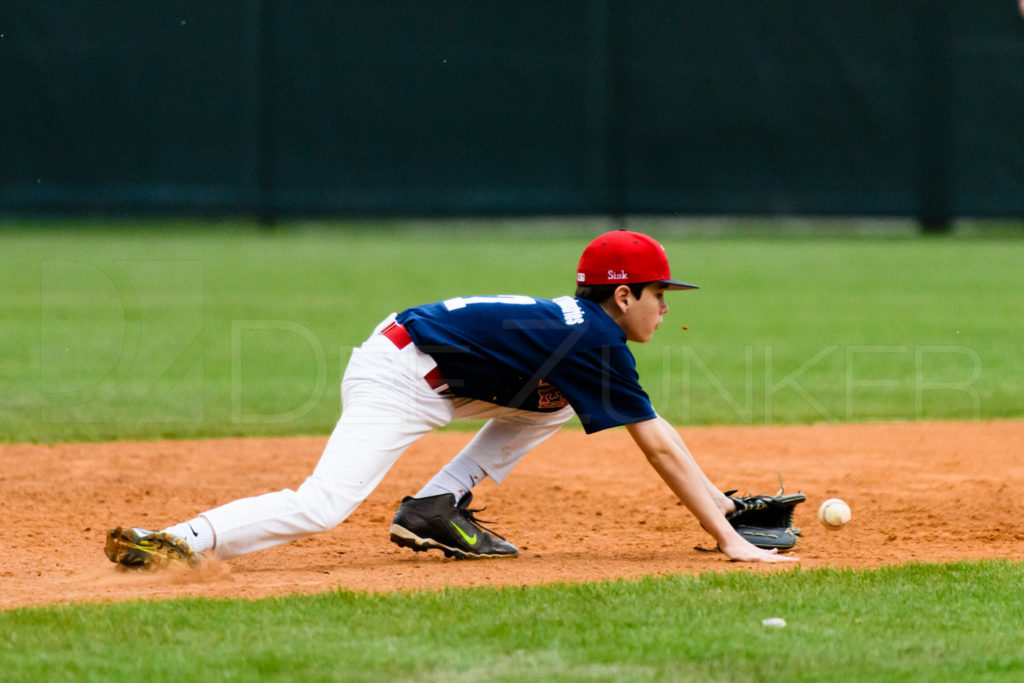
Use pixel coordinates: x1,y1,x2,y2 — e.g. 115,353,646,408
106,230,796,570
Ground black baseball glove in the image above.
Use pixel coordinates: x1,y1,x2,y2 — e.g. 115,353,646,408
724,484,806,551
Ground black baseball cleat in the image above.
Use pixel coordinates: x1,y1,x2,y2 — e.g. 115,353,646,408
389,492,519,559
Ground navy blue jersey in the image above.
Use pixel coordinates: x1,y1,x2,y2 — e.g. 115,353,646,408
396,295,655,433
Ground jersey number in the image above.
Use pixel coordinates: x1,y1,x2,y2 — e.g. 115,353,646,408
443,295,536,311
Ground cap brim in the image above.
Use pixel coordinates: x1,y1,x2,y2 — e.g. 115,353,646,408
661,279,699,291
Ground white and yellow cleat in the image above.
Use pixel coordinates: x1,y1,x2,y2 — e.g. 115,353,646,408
104,526,201,571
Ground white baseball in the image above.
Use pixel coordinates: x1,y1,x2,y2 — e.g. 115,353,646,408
818,498,851,529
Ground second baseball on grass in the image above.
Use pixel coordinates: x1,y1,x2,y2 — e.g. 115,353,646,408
818,498,851,529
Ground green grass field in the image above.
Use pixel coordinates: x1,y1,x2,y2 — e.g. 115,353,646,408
3,219,1024,681
3,561,1023,681
3,219,1022,442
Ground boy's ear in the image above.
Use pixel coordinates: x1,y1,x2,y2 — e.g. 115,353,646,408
612,284,634,312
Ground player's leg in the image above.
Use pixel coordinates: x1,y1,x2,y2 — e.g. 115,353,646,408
198,324,455,560
390,404,574,559
106,315,454,568
417,403,575,495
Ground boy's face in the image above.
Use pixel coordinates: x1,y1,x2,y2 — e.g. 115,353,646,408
619,284,669,343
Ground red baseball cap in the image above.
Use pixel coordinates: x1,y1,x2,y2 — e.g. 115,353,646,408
576,230,698,290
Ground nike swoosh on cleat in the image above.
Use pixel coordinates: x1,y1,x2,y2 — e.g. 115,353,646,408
449,521,477,545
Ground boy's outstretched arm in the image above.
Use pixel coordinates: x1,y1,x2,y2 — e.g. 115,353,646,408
626,418,798,564
654,415,734,512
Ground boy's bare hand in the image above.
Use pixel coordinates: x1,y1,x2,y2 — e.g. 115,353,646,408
720,540,800,563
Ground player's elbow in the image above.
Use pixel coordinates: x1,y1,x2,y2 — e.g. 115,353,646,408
626,419,680,470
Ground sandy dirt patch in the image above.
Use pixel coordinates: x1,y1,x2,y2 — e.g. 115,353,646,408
2,420,1021,610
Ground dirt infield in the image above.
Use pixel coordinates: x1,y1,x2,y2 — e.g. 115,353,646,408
2,420,1022,610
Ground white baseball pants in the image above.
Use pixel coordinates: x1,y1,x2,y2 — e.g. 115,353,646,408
202,314,575,560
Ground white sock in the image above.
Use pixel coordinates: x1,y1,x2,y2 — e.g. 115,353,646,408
415,452,487,500
162,515,216,553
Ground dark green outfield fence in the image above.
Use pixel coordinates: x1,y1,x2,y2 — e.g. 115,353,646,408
1,1,1023,225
